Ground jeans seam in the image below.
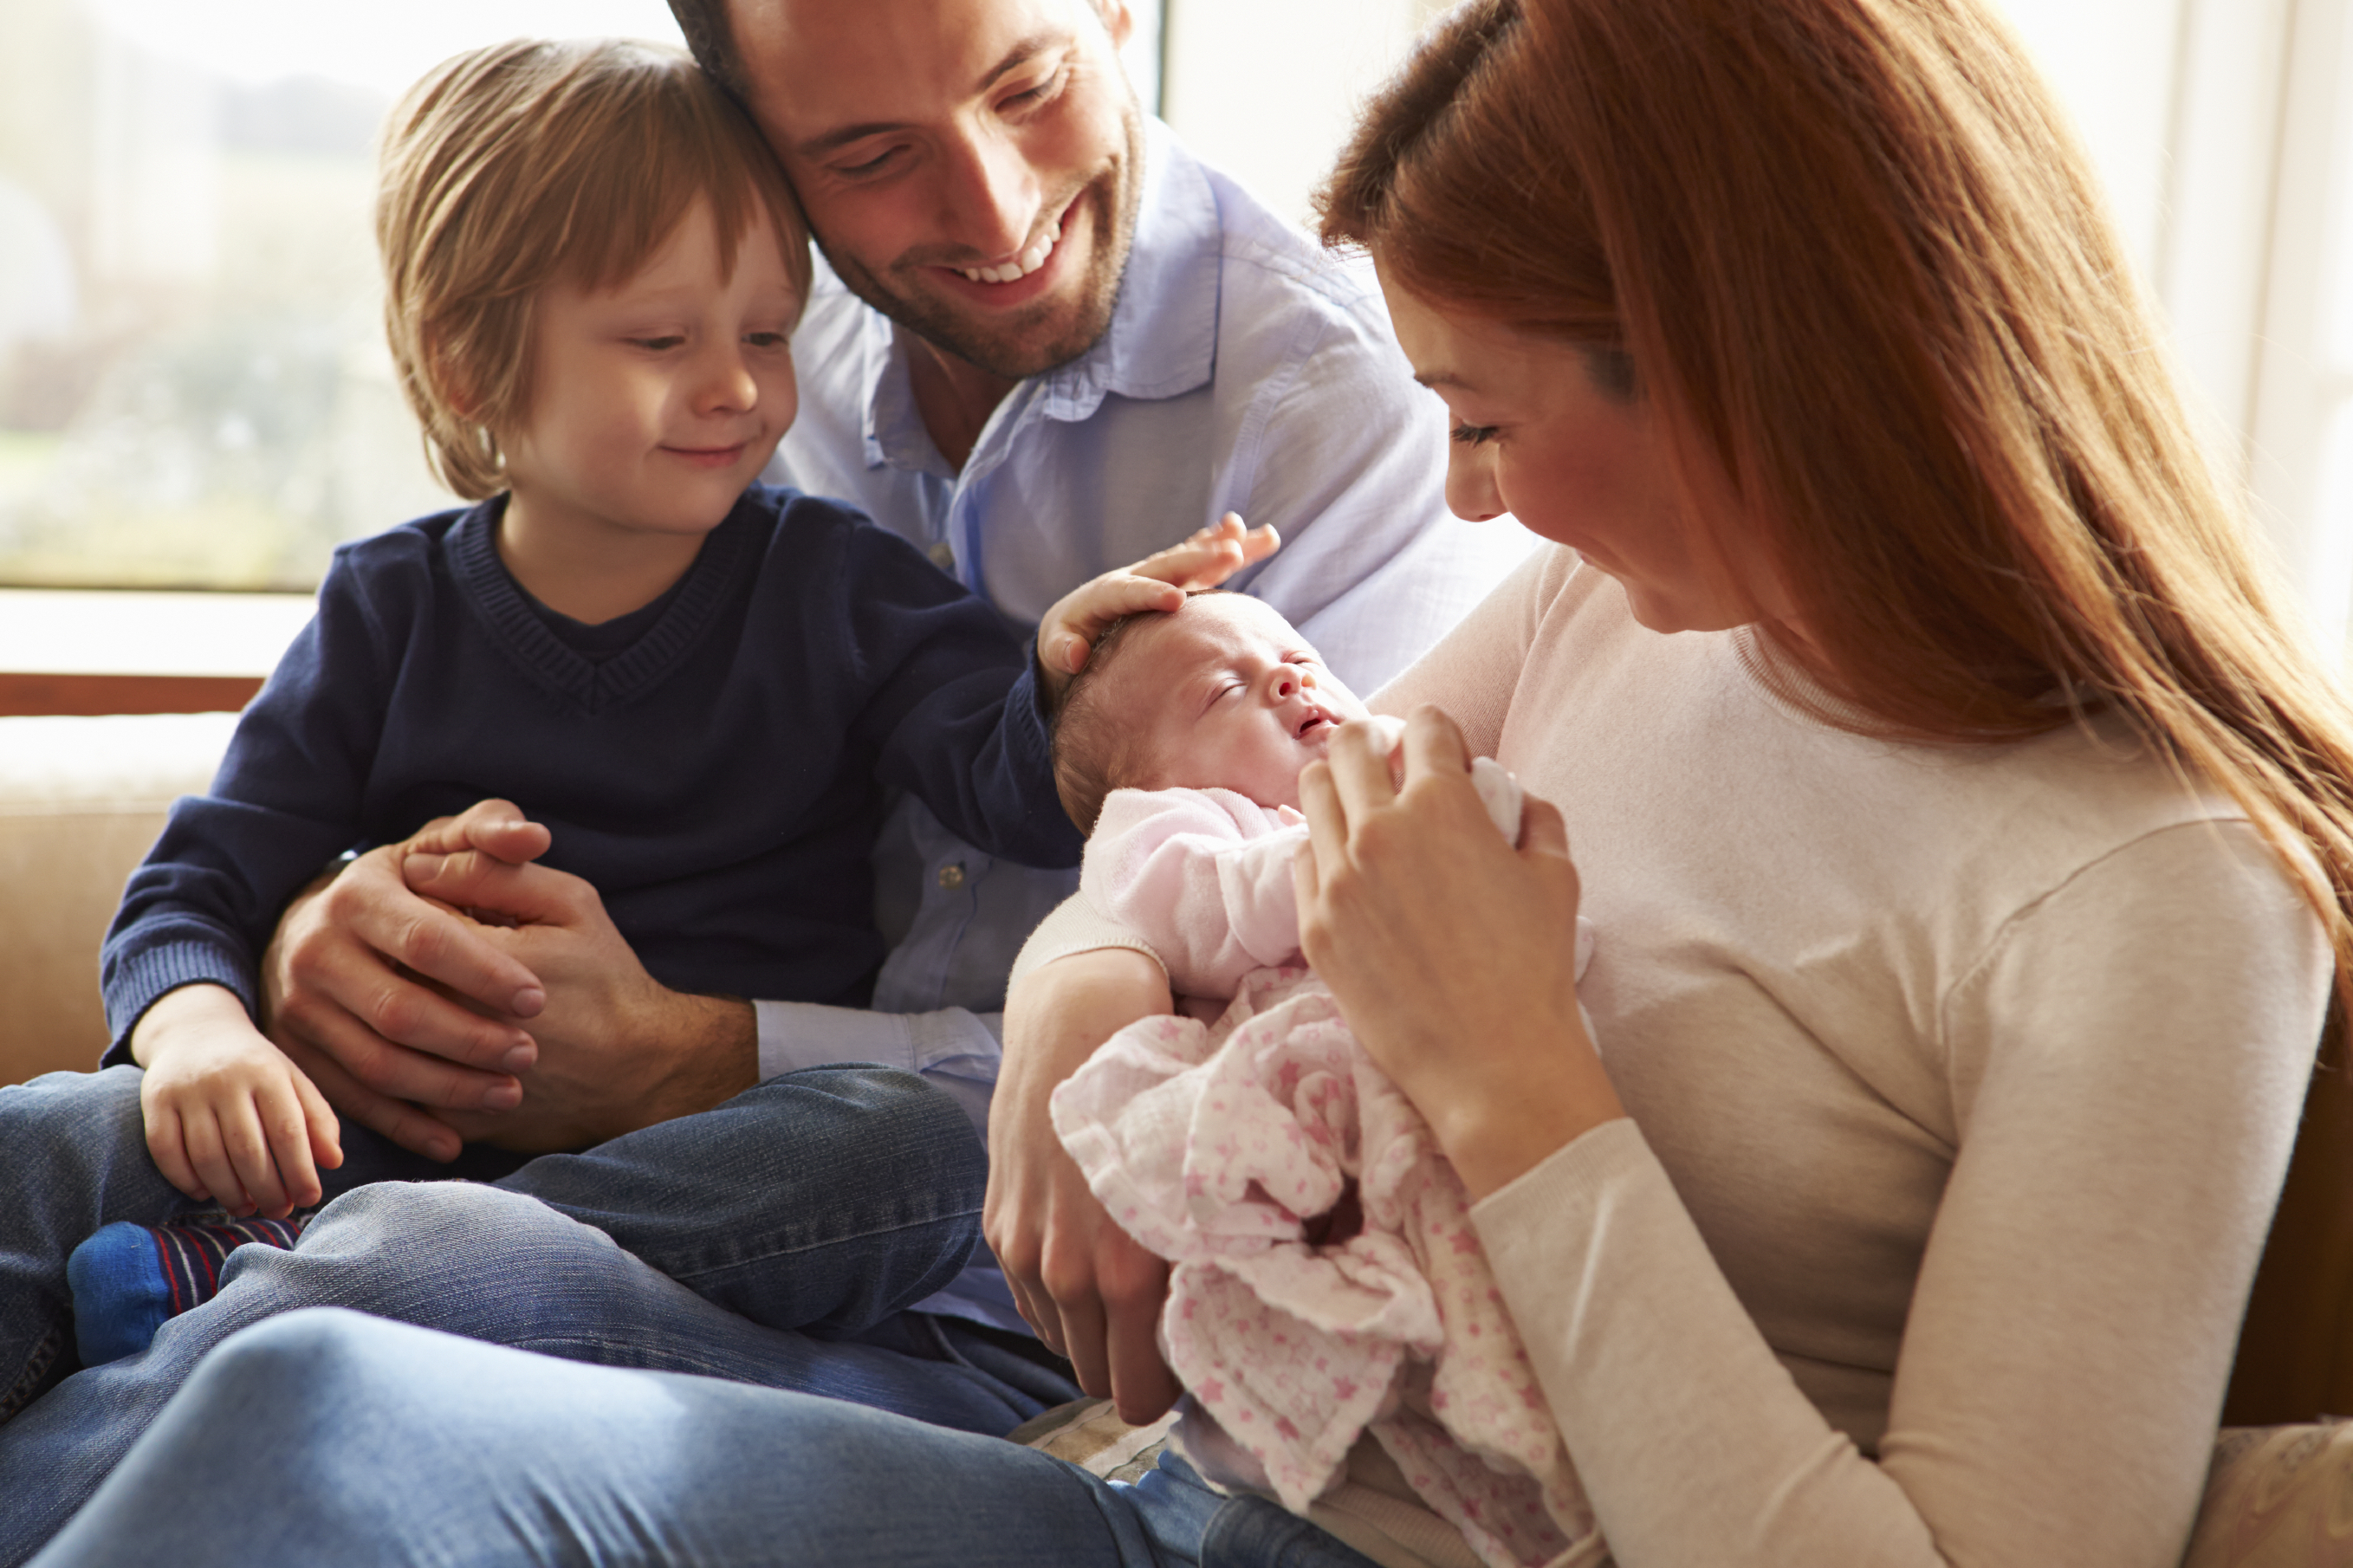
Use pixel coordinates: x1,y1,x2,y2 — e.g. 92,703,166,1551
655,1208,981,1286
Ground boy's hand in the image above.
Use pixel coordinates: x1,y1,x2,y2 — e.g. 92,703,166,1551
1034,513,1280,701
133,984,343,1218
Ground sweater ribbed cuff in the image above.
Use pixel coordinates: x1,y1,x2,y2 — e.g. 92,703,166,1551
101,941,256,1067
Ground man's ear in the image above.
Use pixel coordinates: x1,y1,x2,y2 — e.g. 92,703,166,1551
1097,0,1135,52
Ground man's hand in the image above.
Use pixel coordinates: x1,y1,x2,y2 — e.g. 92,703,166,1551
260,800,556,1162
399,846,759,1152
986,947,1183,1422
1034,513,1280,702
133,984,342,1218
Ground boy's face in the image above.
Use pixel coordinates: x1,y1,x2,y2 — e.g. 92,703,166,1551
1109,595,1368,810
729,0,1142,381
501,198,802,553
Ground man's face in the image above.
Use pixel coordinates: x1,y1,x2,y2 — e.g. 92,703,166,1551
728,0,1144,380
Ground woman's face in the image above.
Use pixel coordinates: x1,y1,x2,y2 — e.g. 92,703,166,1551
1377,265,1783,637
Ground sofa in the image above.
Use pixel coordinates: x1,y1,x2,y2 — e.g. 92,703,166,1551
0,711,238,1085
2,709,2350,1563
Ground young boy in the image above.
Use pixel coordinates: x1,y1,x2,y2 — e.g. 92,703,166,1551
72,37,1104,1364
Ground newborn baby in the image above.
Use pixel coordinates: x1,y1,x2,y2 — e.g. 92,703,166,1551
1045,591,1600,1568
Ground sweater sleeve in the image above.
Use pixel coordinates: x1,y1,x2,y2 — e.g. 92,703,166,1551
839,522,1082,872
98,551,399,1063
1469,820,2328,1568
1081,787,1309,997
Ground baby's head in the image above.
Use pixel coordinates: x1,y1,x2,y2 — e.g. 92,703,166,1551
377,39,812,501
1053,592,1369,831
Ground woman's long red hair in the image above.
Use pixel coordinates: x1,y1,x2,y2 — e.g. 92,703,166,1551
1321,0,2353,1012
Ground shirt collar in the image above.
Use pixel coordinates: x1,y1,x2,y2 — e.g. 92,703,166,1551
854,118,1222,472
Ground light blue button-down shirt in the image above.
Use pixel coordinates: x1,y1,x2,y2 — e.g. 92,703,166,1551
753,121,1532,1330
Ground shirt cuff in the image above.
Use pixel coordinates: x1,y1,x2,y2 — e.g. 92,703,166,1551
753,1001,1008,1137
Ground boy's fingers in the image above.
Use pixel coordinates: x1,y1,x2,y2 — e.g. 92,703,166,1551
181,1114,250,1218
145,1111,206,1202
291,1067,344,1172
222,1097,292,1219
260,1080,324,1212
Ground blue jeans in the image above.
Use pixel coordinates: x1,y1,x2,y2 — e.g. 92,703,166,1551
0,1065,1079,1562
27,1310,1384,1568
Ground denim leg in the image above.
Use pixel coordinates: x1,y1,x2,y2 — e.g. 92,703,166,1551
0,1182,1062,1564
0,1064,528,1425
491,1065,986,1333
29,1310,1187,1568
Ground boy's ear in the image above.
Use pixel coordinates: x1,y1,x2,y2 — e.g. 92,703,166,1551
423,331,485,424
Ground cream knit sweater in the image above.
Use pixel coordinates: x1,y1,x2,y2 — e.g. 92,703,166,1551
1014,545,2331,1567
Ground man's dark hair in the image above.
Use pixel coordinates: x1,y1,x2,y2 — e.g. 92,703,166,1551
666,0,751,102
666,0,1122,107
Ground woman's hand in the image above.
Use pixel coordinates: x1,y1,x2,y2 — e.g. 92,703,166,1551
1295,705,1624,1199
986,947,1183,1422
1033,513,1280,702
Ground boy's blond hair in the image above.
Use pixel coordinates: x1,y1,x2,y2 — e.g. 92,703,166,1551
378,38,811,499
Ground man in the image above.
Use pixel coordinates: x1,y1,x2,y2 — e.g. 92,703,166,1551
0,0,1514,1550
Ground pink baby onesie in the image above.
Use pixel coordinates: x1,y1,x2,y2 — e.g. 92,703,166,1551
1051,754,1604,1568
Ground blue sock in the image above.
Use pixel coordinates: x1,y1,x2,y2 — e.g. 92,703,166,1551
68,1215,308,1365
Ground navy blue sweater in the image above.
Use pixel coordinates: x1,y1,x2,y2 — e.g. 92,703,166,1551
100,486,1079,1062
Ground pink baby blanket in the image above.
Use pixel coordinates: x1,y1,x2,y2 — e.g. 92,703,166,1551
1053,760,1604,1568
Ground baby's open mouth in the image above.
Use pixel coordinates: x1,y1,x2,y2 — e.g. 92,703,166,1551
1296,709,1334,739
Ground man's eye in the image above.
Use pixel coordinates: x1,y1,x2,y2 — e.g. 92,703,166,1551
1450,423,1499,446
1004,66,1068,109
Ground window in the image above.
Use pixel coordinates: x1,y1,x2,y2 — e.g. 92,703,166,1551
0,0,1164,594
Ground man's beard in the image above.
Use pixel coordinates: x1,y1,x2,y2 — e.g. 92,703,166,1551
817,104,1146,383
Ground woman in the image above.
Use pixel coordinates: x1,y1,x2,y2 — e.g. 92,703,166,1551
991,0,2353,1561
24,0,2353,1564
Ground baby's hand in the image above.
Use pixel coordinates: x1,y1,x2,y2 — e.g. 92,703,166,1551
137,990,342,1217
1036,513,1280,697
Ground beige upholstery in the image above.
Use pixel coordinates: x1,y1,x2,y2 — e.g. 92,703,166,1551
0,714,236,1085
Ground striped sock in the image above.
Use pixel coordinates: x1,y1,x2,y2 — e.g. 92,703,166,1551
67,1213,311,1366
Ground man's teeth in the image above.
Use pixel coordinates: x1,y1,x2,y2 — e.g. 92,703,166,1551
958,217,1062,284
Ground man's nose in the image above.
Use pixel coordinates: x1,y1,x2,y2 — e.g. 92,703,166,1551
937,122,1040,262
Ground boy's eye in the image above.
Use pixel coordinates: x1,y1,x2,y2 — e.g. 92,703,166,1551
743,331,791,350
628,336,685,352
1450,423,1499,447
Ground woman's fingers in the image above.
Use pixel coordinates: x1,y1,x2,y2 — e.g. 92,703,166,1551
1398,703,1474,784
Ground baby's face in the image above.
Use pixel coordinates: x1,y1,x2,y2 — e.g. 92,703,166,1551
1107,595,1368,809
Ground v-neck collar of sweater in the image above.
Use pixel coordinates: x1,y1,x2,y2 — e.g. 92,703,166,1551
449,493,759,714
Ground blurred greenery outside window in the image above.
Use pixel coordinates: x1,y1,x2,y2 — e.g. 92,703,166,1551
0,1,1159,593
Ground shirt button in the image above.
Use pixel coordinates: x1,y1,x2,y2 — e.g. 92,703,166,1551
937,863,967,891
928,541,956,571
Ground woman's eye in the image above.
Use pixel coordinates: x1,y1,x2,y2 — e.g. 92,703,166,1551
1450,423,1499,447
628,336,685,352
834,147,901,178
